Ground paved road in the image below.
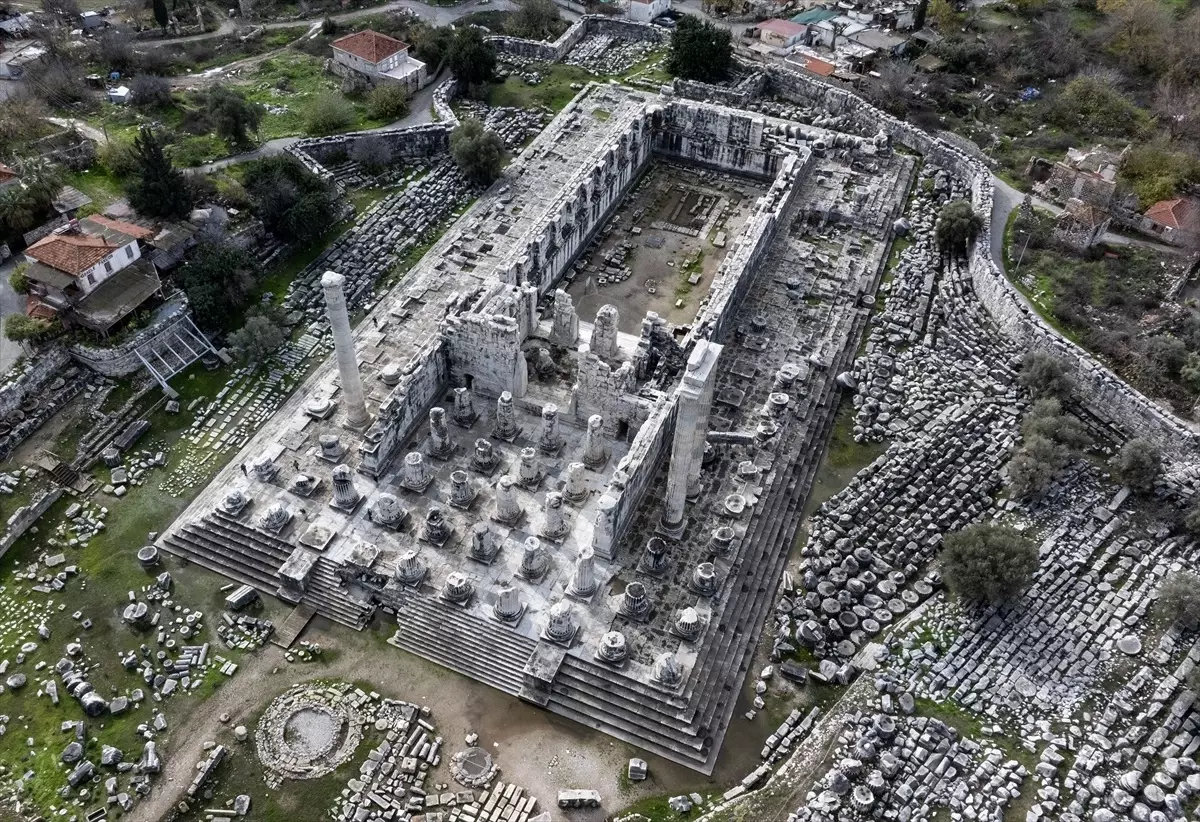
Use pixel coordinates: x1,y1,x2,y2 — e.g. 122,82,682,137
989,175,1181,269
140,0,517,50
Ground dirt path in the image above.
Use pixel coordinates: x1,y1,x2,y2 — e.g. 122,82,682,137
131,615,701,822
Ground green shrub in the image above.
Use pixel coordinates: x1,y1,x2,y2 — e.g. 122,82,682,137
367,84,409,122
303,93,355,136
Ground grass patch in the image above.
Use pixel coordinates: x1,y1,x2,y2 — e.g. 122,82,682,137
487,63,595,113
63,166,127,211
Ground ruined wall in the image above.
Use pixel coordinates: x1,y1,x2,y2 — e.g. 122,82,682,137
486,15,667,63
0,489,63,562
653,101,781,179
0,345,70,417
290,123,452,169
605,392,675,554
444,291,534,399
69,299,200,378
359,340,450,478
764,64,1200,457
668,71,768,109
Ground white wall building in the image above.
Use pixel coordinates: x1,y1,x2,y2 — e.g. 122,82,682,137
628,0,670,24
331,30,428,94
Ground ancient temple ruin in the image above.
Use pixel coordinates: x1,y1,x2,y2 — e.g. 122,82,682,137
163,83,913,773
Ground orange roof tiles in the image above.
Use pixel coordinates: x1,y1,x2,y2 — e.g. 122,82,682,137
85,214,153,240
331,30,408,64
1145,198,1197,230
26,231,117,276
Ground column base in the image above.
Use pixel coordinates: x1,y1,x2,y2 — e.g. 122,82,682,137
656,515,687,541
342,411,373,433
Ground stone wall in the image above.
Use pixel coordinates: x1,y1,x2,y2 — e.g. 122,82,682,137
289,123,453,171
0,489,63,563
604,391,675,554
668,70,768,109
69,298,200,378
359,340,451,478
0,345,70,417
487,15,667,63
763,64,1200,458
654,100,782,179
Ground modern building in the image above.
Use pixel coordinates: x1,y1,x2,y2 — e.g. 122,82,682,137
23,215,163,334
330,30,428,94
627,0,670,23
755,18,807,48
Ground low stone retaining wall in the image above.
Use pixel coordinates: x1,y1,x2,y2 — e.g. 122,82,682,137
0,488,63,563
0,345,70,417
486,15,666,63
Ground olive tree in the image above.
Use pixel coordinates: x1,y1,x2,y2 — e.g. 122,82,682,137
939,522,1039,604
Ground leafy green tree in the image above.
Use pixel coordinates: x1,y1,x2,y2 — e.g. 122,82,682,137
153,0,169,33
1182,352,1200,393
935,200,982,257
0,186,38,235
1157,571,1200,631
448,27,496,98
1049,75,1149,138
242,154,337,242
128,127,193,218
228,313,286,362
928,0,958,31
1119,140,1200,206
9,263,29,295
666,15,732,83
1019,351,1075,400
99,136,141,178
1008,434,1066,499
303,92,354,136
176,240,254,330
15,157,63,210
450,118,505,187
939,522,1039,604
413,25,454,68
205,86,263,147
367,83,409,122
4,314,57,343
1111,437,1162,492
507,0,562,40
1022,398,1090,451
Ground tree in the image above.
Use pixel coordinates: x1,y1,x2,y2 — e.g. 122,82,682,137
1111,437,1162,492
228,314,286,362
367,83,409,122
666,15,732,83
9,264,29,295
1022,398,1090,451
1101,0,1171,77
41,0,80,20
1049,74,1149,138
507,0,562,40
1119,140,1200,206
303,92,354,136
450,118,505,187
1154,78,1200,142
99,137,140,177
1157,571,1200,631
205,86,263,146
15,157,63,210
935,200,982,257
176,240,254,330
448,27,496,98
940,522,1039,604
350,136,394,174
0,185,38,235
1019,351,1075,401
242,154,337,242
928,0,958,32
4,314,57,343
0,95,47,154
865,60,915,117
128,127,193,218
413,25,454,68
1184,502,1200,537
1182,352,1200,393
913,0,928,30
130,74,173,109
321,15,338,36
1008,434,1066,498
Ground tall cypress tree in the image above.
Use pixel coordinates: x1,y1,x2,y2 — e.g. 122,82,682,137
128,127,192,218
153,0,169,33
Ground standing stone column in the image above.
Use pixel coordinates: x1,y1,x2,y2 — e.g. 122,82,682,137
591,494,618,560
493,391,519,441
321,271,369,429
567,546,597,598
590,305,620,361
551,288,579,347
330,464,360,509
582,414,607,467
537,404,561,455
429,407,454,458
661,340,722,537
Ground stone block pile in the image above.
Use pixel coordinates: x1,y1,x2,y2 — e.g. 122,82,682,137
563,34,659,75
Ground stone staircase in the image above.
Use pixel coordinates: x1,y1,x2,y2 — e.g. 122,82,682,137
162,510,372,630
388,595,537,697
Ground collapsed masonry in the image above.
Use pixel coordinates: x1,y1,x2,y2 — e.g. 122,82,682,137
162,82,913,773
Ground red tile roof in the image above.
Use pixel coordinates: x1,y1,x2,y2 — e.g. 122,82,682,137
85,214,153,240
332,30,408,64
802,55,836,76
1145,197,1197,230
757,18,806,38
0,163,17,184
26,230,118,276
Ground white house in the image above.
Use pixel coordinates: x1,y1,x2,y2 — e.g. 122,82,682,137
755,18,807,49
331,30,427,94
628,0,670,23
24,215,162,333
